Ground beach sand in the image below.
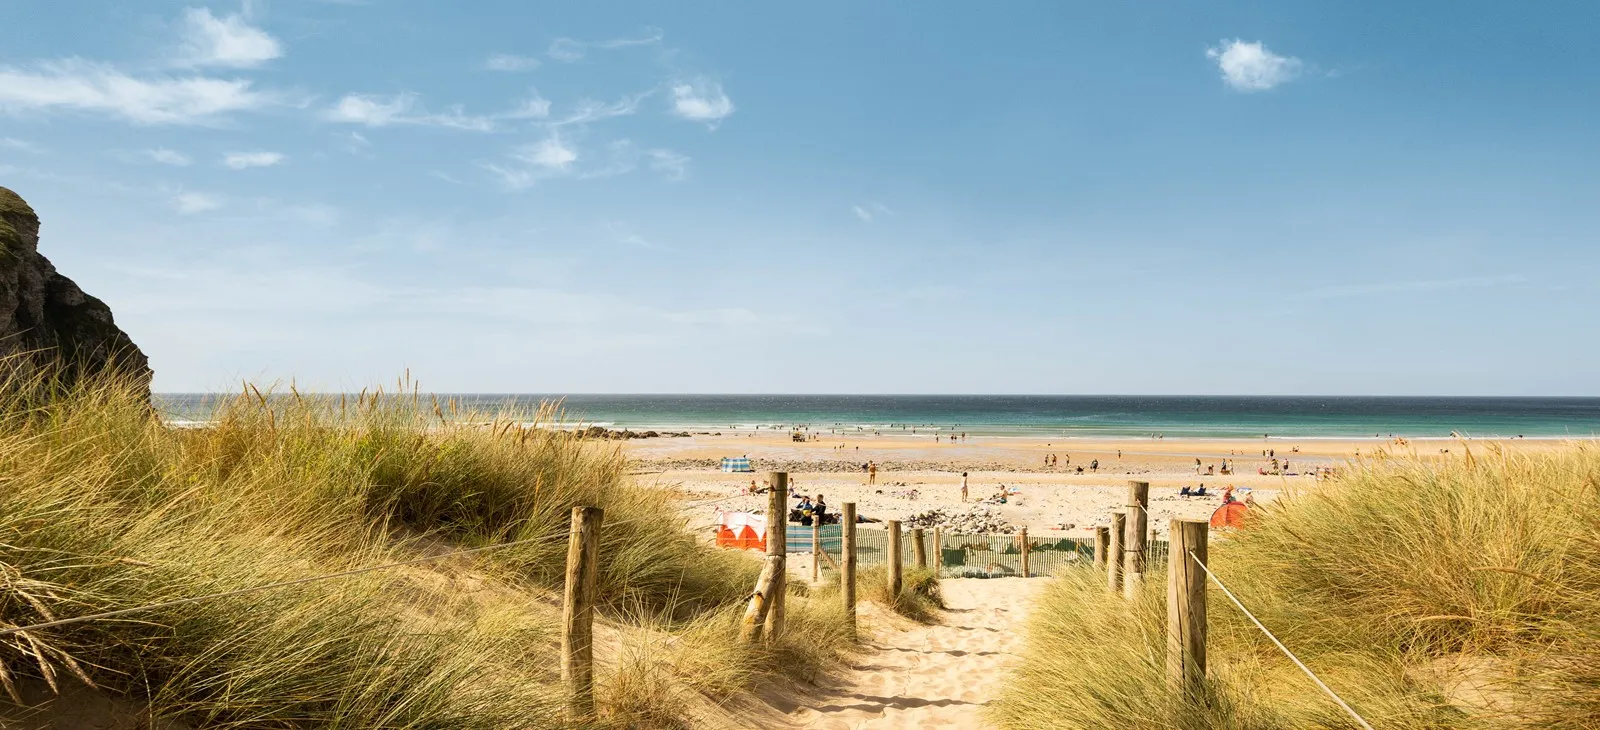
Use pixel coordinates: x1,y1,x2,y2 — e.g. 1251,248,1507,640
634,432,1576,538
790,578,1039,729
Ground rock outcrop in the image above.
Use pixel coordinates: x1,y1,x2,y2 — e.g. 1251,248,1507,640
0,185,150,396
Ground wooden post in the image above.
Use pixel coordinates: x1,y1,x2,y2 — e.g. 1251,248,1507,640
912,527,927,569
1020,527,1031,578
1124,481,1150,600
812,520,822,582
562,506,603,721
765,472,788,642
739,556,783,643
1168,519,1208,699
1108,512,1125,593
842,502,857,639
1094,526,1110,570
932,527,943,574
887,520,903,597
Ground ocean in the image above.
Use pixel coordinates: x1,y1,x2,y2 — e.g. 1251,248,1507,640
153,394,1600,439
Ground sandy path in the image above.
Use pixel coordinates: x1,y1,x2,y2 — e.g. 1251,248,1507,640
793,578,1040,729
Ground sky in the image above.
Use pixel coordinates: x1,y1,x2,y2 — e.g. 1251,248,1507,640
1,1,1597,396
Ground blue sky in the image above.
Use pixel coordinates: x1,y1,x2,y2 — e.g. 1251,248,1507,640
1,1,1596,395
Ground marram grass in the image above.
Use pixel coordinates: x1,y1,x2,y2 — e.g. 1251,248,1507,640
0,368,852,728
992,444,1600,730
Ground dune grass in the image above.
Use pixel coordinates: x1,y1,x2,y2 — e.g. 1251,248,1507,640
0,369,851,728
856,566,944,622
992,443,1600,730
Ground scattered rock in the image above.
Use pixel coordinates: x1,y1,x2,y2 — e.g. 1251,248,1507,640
901,505,1016,535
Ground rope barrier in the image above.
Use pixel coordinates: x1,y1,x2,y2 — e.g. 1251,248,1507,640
1188,551,1376,730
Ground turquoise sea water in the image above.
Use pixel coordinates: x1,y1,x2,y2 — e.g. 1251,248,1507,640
153,394,1600,439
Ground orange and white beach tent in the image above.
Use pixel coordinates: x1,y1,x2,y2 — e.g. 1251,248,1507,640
715,510,767,550
1209,501,1249,529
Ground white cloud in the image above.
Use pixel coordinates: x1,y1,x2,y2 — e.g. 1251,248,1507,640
0,59,276,124
501,89,551,120
518,134,578,171
646,149,689,181
484,53,541,72
549,91,650,127
147,147,192,165
1206,39,1302,92
0,137,43,154
852,201,892,222
603,221,654,248
177,7,283,68
325,93,495,131
547,38,586,63
547,29,663,63
172,191,222,214
223,150,285,169
670,78,734,127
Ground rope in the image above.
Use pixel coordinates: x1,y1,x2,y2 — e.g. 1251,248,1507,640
1188,551,1375,730
0,491,755,640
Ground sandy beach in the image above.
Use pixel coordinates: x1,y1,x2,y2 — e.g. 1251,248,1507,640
635,432,1577,539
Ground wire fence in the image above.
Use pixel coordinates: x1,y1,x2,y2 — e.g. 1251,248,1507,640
787,524,1170,579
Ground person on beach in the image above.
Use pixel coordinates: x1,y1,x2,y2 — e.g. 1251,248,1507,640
868,461,878,485
1090,459,1098,472
960,472,969,502
813,495,828,523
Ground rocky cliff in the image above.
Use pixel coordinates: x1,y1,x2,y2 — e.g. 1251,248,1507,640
0,185,150,396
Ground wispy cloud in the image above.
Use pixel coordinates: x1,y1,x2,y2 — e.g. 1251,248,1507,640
176,7,283,69
223,150,285,169
546,28,663,63
852,201,893,222
519,133,578,171
670,78,734,127
1206,39,1302,92
0,59,279,124
147,147,192,165
484,53,541,72
603,221,655,248
548,90,652,127
325,92,495,131
0,137,43,154
646,149,689,181
1306,275,1528,299
172,191,223,214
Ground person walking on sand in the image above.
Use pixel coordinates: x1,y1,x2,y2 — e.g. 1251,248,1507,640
868,461,878,485
1090,458,1098,472
960,472,969,502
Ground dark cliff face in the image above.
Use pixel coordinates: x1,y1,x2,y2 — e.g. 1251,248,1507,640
0,185,151,397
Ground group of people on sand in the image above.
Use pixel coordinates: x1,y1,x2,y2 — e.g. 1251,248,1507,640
793,493,828,526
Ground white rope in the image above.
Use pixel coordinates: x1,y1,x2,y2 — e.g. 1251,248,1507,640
1188,551,1375,730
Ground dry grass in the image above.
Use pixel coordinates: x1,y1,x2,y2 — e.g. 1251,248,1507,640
0,368,851,728
856,566,944,623
993,443,1600,729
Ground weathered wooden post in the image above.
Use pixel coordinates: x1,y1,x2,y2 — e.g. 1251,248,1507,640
562,506,603,721
812,520,822,582
933,527,943,574
765,472,788,641
1094,526,1110,570
1168,518,1208,699
1019,527,1031,578
912,527,928,569
1108,512,1125,593
1124,481,1150,599
842,502,857,638
887,520,903,597
740,557,781,642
